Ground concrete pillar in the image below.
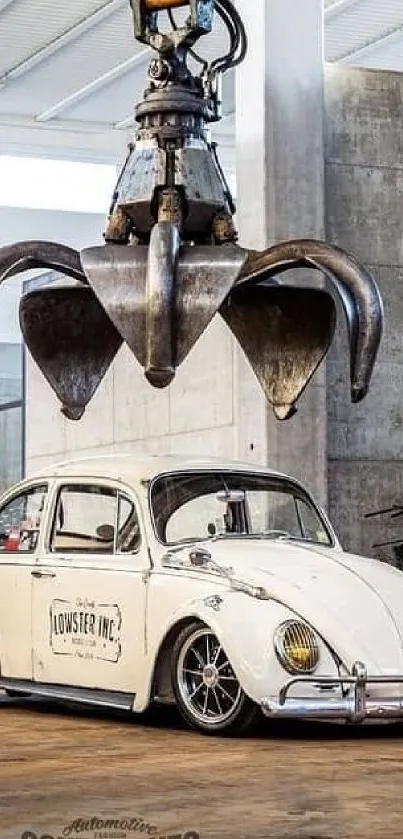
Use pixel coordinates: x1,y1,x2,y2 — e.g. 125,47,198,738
234,0,328,505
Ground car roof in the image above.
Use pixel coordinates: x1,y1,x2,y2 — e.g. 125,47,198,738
29,452,295,485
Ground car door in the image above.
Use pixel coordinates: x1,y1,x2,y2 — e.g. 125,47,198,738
31,477,150,694
0,481,49,678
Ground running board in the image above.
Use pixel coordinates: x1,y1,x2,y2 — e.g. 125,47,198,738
0,677,135,711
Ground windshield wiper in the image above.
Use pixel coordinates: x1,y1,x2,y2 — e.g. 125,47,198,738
252,530,293,540
204,531,294,542
164,531,300,547
218,530,293,541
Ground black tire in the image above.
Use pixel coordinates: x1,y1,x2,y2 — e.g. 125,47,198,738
171,621,259,736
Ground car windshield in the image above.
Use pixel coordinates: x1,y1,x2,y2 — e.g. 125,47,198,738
150,471,333,547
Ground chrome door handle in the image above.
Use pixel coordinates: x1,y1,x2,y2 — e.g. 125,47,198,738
31,570,56,578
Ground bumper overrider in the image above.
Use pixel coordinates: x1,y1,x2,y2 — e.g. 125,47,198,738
261,661,403,723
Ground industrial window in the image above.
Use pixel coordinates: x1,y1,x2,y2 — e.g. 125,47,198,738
0,156,117,214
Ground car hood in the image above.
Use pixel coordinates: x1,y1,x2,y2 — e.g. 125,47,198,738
180,539,403,672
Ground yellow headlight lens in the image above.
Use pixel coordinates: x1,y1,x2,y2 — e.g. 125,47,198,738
274,620,319,674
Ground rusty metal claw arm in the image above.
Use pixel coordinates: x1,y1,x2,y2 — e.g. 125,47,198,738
0,241,87,284
238,239,383,402
0,242,121,422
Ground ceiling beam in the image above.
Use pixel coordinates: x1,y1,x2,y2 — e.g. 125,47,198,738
114,113,136,129
0,0,126,85
0,113,115,133
339,22,403,63
324,0,363,21
36,49,150,123
0,0,17,12
36,49,150,122
0,115,127,162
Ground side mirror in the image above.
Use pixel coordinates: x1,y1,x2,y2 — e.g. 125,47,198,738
189,547,211,566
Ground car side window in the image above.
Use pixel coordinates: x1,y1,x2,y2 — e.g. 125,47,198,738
116,493,141,553
51,484,117,554
0,484,47,553
50,484,141,555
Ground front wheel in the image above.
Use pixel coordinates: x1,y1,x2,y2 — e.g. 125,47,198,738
171,622,258,735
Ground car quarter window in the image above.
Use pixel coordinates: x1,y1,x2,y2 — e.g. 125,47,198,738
50,484,141,555
0,484,48,553
116,493,141,553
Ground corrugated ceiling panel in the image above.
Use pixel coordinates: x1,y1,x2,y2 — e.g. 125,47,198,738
325,0,403,62
0,0,111,76
0,5,143,116
62,66,149,124
0,2,229,120
342,30,403,71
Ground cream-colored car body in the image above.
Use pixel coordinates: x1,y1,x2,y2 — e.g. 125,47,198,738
1,453,403,726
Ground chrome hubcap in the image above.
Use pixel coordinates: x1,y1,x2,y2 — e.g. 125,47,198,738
177,627,242,726
203,664,219,688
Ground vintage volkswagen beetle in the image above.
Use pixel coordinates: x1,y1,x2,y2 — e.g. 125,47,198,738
1,453,403,736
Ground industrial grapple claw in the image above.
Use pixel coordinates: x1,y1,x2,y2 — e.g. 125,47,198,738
234,240,384,410
20,278,123,420
0,0,384,421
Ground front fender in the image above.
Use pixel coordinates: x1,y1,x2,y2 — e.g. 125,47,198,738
140,586,339,710
190,591,339,702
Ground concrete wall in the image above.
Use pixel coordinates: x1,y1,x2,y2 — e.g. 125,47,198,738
325,64,403,561
26,314,248,474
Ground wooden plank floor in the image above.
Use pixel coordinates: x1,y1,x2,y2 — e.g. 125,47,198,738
1,693,403,839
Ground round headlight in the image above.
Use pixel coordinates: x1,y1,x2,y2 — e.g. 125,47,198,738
274,620,319,674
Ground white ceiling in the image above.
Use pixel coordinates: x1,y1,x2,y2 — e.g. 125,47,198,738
0,0,402,164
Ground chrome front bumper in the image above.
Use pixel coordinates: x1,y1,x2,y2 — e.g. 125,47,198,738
261,661,403,723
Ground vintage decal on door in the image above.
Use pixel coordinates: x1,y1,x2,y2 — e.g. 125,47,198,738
50,598,122,662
